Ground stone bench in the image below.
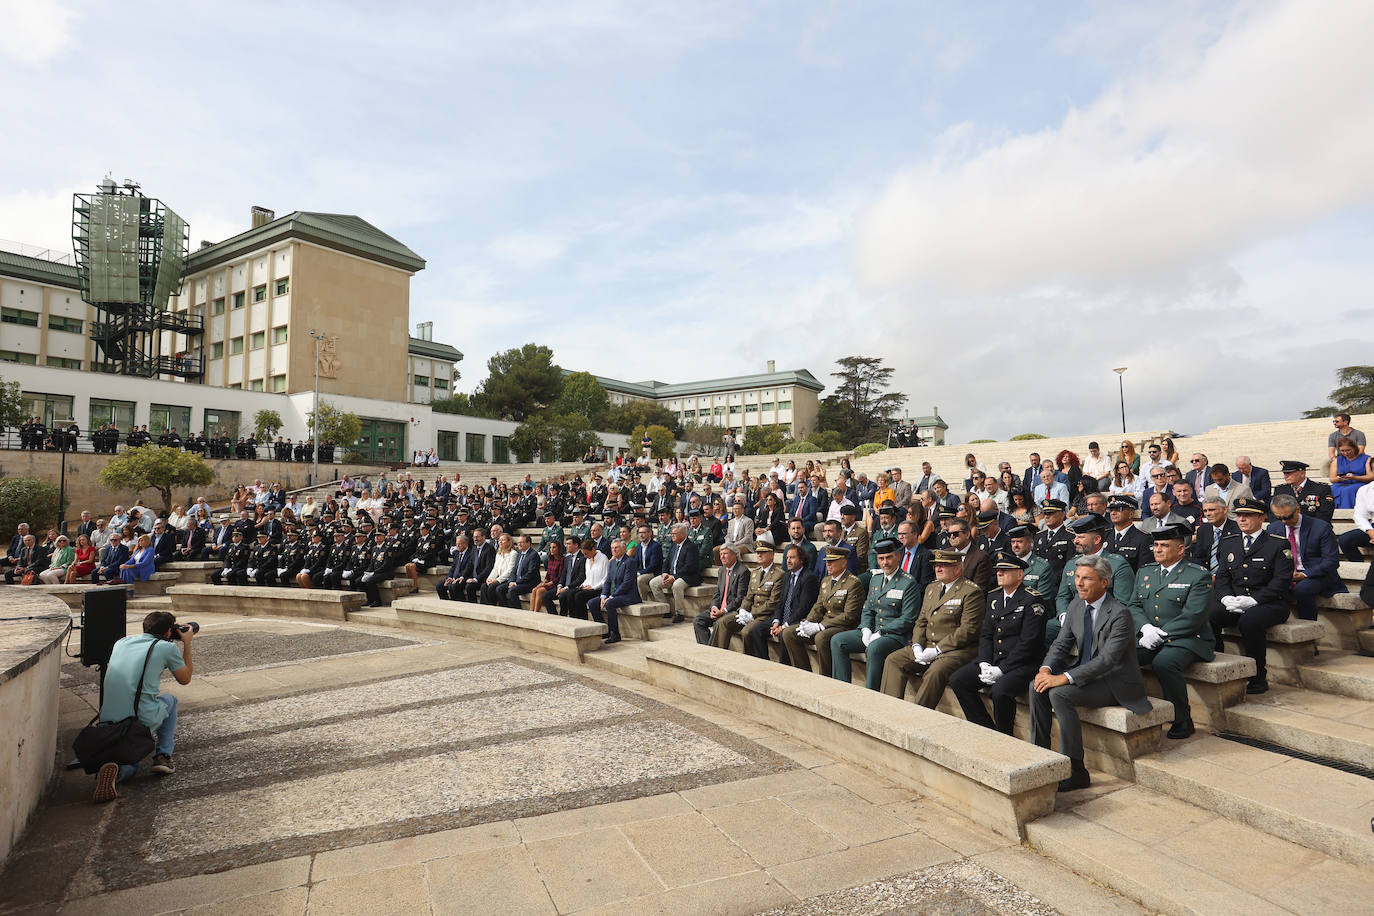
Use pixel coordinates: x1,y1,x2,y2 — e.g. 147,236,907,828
391,596,607,662
165,584,365,621
1220,619,1325,686
162,560,221,584
132,571,181,597
1312,589,1373,651
642,640,1068,840
619,600,672,640
0,583,134,610
1139,653,1255,730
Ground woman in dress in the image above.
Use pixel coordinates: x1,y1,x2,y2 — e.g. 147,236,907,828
1108,461,1144,499
530,540,565,613
119,534,156,584
1056,450,1083,497
1330,437,1374,508
1008,489,1036,526
66,534,97,583
1118,440,1140,475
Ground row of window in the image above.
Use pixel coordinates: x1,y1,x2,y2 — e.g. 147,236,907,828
669,388,790,408
680,400,792,420
410,375,450,391
208,278,290,315
436,431,511,463
0,351,82,370
1,308,84,334
21,392,225,438
207,326,288,359
225,376,287,392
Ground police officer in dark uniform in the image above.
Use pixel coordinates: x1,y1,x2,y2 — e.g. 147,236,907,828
1210,497,1294,694
359,529,395,608
247,531,278,586
1271,460,1335,523
1034,499,1074,583
212,530,251,586
1105,494,1152,572
338,530,370,591
322,530,353,589
276,527,307,585
297,529,330,588
973,509,1010,556
948,553,1049,734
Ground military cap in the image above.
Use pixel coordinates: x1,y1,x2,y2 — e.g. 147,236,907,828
976,508,999,527
545,509,557,518
1067,512,1107,534
374,529,388,537
230,529,243,537
457,506,470,513
1040,498,1068,513
931,549,963,564
755,535,776,552
310,529,323,537
1151,523,1190,542
255,530,269,538
657,505,672,515
841,503,860,517
873,536,901,555
824,545,851,562
353,531,368,539
574,506,587,515
1231,497,1268,515
1280,460,1309,473
1006,524,1036,540
994,552,1028,571
1107,494,1139,511
688,507,703,517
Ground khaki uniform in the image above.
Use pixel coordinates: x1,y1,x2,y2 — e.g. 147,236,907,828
714,564,785,649
780,572,863,674
881,577,985,706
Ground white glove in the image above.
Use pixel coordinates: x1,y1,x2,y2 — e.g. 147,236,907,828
323,567,333,576
1233,596,1258,611
247,567,258,578
980,664,1002,684
1058,612,1066,625
221,568,231,577
918,646,940,665
1139,623,1168,649
978,661,992,680
736,610,753,626
277,567,288,577
796,620,818,638
861,628,875,647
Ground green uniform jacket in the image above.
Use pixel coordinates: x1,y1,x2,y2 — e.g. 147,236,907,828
569,522,592,541
1128,559,1216,660
860,569,921,641
865,525,898,569
805,573,864,630
539,524,564,552
910,577,985,654
687,523,715,574
1021,553,1056,600
1055,551,1136,616
742,564,785,618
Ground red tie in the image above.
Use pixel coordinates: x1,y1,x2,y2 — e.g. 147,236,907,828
721,566,730,603
1287,526,1301,576
902,550,912,573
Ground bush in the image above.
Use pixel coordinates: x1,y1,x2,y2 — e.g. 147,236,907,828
344,450,367,464
853,442,886,458
809,430,848,452
1010,433,1048,441
742,423,791,456
0,477,63,545
780,441,819,454
968,438,995,444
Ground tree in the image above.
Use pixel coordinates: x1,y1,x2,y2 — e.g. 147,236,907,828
0,477,62,544
809,429,847,452
1304,366,1374,417
430,392,497,418
0,376,23,431
823,356,908,443
478,343,563,421
630,424,677,459
253,409,283,441
606,400,682,437
681,420,727,454
306,401,362,447
742,423,790,456
510,415,556,463
553,372,611,431
552,412,601,462
98,446,214,515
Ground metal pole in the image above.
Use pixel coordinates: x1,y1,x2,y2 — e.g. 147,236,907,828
311,330,322,486
1113,367,1128,434
57,445,67,536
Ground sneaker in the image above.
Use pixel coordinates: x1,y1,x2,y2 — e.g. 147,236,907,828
94,762,119,802
151,753,175,775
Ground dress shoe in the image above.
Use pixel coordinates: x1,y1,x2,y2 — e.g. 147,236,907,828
1246,677,1269,695
1057,770,1091,792
602,632,621,644
1167,718,1195,739
671,614,684,623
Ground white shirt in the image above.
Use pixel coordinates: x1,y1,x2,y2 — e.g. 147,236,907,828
489,549,516,582
582,552,609,590
1082,453,1112,478
1353,480,1374,532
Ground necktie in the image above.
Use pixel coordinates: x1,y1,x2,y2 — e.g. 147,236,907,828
902,550,912,573
1287,526,1301,572
1244,534,1253,552
1210,528,1221,571
782,572,797,620
1080,603,1095,662
940,583,948,598
721,565,731,602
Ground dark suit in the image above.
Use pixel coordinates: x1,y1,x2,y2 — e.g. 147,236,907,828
1267,516,1345,620
959,546,996,594
499,549,542,607
649,538,701,619
151,531,176,568
1192,520,1240,572
693,561,750,644
813,539,861,579
949,586,1049,734
93,543,130,583
747,568,818,661
787,494,818,533
1186,466,1211,498
1031,593,1150,761
1211,530,1293,681
589,554,638,639
436,547,474,600
467,541,497,603
1234,467,1271,503
554,552,587,616
634,538,663,601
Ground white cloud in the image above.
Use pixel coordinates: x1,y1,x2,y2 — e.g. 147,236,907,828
487,233,567,269
0,186,81,253
0,0,77,66
856,0,1374,296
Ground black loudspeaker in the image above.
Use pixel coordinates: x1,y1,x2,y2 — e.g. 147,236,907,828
81,588,127,668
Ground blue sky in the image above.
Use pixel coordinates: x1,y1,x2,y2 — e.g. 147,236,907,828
3,0,1372,440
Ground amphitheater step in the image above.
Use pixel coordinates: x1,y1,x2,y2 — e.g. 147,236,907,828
1024,783,1367,915
581,640,652,681
1297,651,1374,700
1222,686,1374,770
126,596,173,611
346,607,401,628
1360,628,1374,656
1134,736,1374,868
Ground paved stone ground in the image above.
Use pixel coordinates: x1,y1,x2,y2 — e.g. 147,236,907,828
1,613,1148,915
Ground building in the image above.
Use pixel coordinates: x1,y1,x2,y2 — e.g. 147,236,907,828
902,408,949,446
583,362,825,439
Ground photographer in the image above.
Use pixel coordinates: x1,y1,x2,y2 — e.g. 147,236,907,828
92,611,195,802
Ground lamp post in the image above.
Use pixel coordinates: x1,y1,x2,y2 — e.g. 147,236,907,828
309,329,326,486
1113,367,1128,434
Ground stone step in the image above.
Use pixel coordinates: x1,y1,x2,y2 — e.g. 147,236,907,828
1297,650,1374,700
1134,735,1374,868
581,641,652,681
1360,627,1374,656
346,607,401,628
1223,686,1374,770
126,596,173,610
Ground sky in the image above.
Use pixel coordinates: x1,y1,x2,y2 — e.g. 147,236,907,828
2,0,1373,441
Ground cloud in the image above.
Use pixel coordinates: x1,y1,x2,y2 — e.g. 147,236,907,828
0,0,77,66
487,233,567,269
0,186,81,253
856,0,1374,296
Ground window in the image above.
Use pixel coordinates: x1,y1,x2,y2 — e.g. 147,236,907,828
229,383,242,389
210,342,224,359
149,404,191,435
249,379,264,391
48,316,84,334
250,331,265,350
1,307,39,327
0,350,37,365
230,337,244,355
778,400,792,410
714,406,725,419
760,402,774,412
682,409,696,420
90,398,136,431
270,374,286,392
22,392,74,426
274,277,289,295
745,404,758,414
438,431,459,462
493,436,510,463
252,284,267,302
413,374,429,387
232,292,245,309
45,356,82,370
203,408,240,438
211,297,226,315
272,325,288,344
433,377,448,390
466,433,486,463
729,404,741,415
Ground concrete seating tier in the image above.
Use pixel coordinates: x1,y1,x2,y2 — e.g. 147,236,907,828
163,560,221,584
641,640,1068,840
391,596,606,661
0,583,134,610
1220,620,1325,685
1309,590,1373,652
618,600,673,640
166,584,365,621
1139,654,1256,729
133,571,181,597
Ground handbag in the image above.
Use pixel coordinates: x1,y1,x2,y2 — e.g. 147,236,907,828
72,641,161,774
20,571,35,586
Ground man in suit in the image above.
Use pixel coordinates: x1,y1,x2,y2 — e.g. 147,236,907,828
890,467,913,509
783,546,863,675
880,550,985,706
948,553,1049,734
633,523,664,601
894,521,935,590
1192,497,1239,573
694,545,750,645
757,543,819,662
75,512,97,539
1032,554,1152,791
498,535,542,608
465,528,497,603
843,504,874,569
1271,460,1334,523
787,480,819,537
1268,493,1346,620
1105,495,1152,572
150,521,177,570
1050,514,1135,644
588,538,638,643
93,532,130,584
1211,498,1294,694
830,538,921,688
717,500,756,564
204,518,234,560
4,534,39,584
784,518,818,569
714,537,785,650
650,523,701,623
813,520,861,579
1233,457,1271,503
1185,453,1211,498
1022,453,1043,494
550,536,587,615
913,462,935,494
4,522,30,570
1141,492,1189,534
1130,524,1215,738
944,520,995,594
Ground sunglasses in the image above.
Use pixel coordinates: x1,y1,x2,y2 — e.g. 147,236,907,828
1191,459,1204,464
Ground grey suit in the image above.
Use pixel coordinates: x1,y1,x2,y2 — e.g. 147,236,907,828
721,516,756,554
1031,593,1150,761
693,562,751,644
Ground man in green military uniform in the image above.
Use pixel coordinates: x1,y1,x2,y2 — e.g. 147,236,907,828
1008,525,1055,600
686,508,715,577
1048,514,1136,645
713,537,785,649
829,538,920,689
654,508,675,551
782,546,863,675
568,508,592,542
880,549,985,706
1129,523,1215,738
538,510,564,560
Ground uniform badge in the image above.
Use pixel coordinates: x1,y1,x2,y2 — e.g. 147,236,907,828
1283,550,1292,559
1032,604,1044,616
1227,553,1235,562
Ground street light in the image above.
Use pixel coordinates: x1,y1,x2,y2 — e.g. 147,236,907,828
309,329,326,486
1113,367,1128,434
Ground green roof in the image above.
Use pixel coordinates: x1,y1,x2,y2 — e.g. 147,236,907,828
0,250,80,289
577,368,825,399
184,211,426,274
908,414,948,429
409,337,462,361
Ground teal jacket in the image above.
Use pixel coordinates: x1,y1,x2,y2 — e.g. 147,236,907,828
1128,559,1215,660
860,569,921,641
